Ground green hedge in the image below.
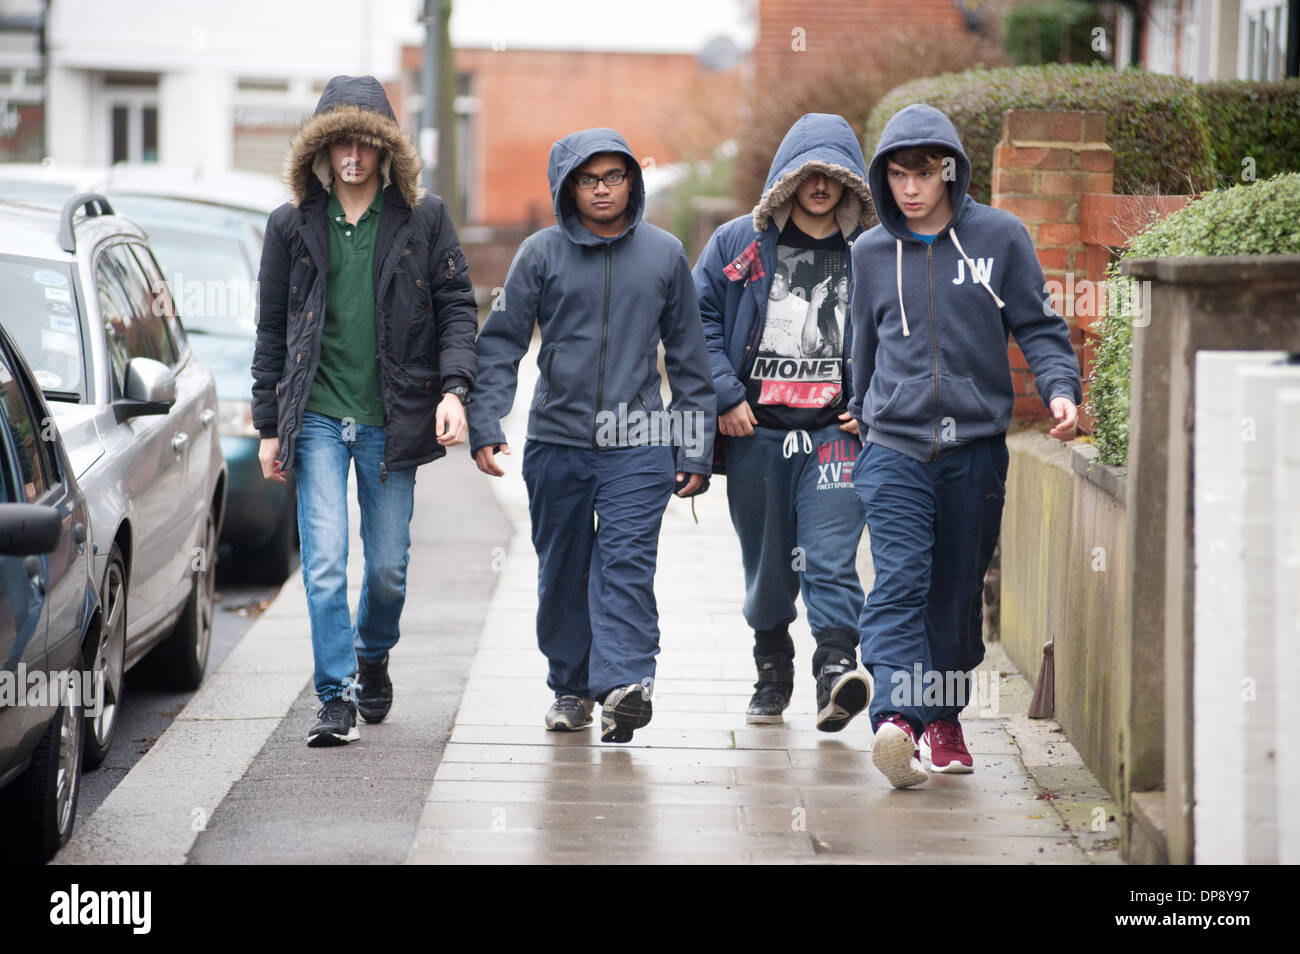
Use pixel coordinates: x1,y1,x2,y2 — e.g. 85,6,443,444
1196,80,1300,186
1088,174,1300,466
865,65,1216,204
1003,1,1105,66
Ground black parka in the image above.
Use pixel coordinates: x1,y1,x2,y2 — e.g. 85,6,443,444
251,75,477,475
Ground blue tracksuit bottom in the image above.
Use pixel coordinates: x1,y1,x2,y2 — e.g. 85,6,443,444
724,423,866,676
852,435,1007,735
522,439,676,702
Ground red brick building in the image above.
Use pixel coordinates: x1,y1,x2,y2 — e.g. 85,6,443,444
422,46,742,228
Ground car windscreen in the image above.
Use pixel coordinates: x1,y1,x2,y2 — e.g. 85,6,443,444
0,255,86,402
142,228,256,337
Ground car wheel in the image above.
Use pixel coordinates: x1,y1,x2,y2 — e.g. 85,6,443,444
0,669,84,862
83,546,127,770
151,508,216,691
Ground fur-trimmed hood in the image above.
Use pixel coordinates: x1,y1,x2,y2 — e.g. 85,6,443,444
751,113,875,237
284,74,423,208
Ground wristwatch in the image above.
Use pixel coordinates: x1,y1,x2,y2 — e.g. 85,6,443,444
443,385,471,405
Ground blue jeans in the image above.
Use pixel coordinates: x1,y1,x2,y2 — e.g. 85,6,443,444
521,440,675,701
294,410,416,704
723,423,866,675
853,436,1007,734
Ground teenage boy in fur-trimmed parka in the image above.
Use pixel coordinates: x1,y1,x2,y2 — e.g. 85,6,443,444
694,113,877,732
849,103,1081,788
253,75,478,746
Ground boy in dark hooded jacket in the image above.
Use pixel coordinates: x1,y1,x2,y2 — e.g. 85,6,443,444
694,114,875,731
849,104,1080,788
469,128,715,744
253,75,478,746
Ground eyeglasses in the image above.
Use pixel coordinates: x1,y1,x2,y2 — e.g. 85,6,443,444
572,170,628,190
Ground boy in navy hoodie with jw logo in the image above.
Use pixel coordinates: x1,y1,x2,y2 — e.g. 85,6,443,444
848,104,1081,788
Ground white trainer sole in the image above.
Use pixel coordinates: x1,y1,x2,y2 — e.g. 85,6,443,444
872,722,928,789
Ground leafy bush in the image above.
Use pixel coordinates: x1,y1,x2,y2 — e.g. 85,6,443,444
1003,1,1106,66
1088,174,1300,466
1196,80,1300,187
866,65,1216,204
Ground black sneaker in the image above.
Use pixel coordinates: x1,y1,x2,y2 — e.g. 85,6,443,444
357,653,393,724
815,658,870,732
308,697,360,747
600,684,653,743
746,652,794,724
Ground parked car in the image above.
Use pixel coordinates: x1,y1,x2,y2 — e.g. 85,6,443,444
0,320,100,863
110,195,297,582
0,193,226,766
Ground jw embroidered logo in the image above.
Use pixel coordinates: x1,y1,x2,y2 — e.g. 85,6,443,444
953,257,994,286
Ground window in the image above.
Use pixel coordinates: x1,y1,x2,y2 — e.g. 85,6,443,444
97,258,147,395
0,348,50,503
129,244,187,352
103,245,178,367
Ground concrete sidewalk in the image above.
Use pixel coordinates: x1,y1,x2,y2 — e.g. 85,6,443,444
407,365,1122,864
57,340,1121,865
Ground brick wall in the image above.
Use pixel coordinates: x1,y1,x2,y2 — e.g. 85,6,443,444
754,0,968,86
447,47,741,227
991,109,1113,422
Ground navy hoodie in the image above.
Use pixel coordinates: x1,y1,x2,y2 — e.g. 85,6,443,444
468,128,716,474
848,104,1082,462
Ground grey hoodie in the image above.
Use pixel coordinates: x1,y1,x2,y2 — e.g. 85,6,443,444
848,104,1081,462
468,128,716,473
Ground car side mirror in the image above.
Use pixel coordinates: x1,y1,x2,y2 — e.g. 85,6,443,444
114,357,176,421
0,502,62,556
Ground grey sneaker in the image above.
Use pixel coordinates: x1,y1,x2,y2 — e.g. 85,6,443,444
600,684,652,743
815,658,870,732
545,695,594,731
307,697,359,747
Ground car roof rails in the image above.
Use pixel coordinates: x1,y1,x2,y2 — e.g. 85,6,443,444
58,193,116,253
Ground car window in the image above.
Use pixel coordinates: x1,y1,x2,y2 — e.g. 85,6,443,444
0,347,50,503
102,245,178,367
129,243,188,352
97,258,148,396
0,255,85,401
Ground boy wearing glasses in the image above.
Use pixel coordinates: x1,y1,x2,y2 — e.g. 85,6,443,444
469,128,715,743
849,104,1080,787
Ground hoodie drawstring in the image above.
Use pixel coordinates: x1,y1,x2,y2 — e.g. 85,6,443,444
782,429,812,459
949,229,1005,309
895,240,911,337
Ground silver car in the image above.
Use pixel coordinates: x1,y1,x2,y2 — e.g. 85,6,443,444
0,193,226,767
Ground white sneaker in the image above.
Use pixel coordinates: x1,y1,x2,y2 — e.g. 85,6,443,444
871,715,928,789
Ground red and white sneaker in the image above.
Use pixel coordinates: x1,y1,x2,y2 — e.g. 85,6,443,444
871,714,928,789
921,719,974,773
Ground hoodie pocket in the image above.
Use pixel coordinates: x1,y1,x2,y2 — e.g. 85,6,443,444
869,375,933,437
941,374,999,432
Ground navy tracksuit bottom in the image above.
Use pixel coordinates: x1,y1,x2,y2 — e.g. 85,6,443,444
724,422,866,675
852,435,1008,735
522,439,676,702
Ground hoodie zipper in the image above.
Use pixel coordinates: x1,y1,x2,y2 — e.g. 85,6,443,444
592,244,612,448
927,243,940,461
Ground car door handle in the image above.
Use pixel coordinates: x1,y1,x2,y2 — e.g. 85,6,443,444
201,409,215,429
24,555,46,598
172,432,189,454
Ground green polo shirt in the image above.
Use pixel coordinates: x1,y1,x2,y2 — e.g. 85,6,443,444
305,185,386,426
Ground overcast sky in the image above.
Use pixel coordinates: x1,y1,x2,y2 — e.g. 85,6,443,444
446,0,756,54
